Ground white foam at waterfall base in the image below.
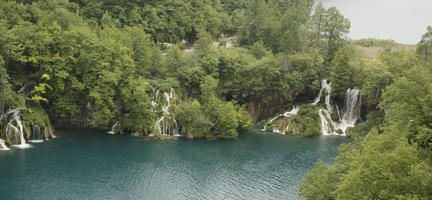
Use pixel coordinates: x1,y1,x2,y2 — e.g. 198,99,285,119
107,121,120,134
48,127,57,138
12,143,32,149
28,140,44,143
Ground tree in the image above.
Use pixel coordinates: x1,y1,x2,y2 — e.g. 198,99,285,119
417,26,432,66
205,96,239,139
330,50,353,98
29,74,53,104
310,5,350,64
361,60,392,105
0,20,24,114
175,100,212,139
322,7,351,63
310,2,326,48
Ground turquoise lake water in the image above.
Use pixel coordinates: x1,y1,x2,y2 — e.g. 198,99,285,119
0,129,348,200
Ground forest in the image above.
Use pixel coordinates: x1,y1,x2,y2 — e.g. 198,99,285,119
0,0,432,199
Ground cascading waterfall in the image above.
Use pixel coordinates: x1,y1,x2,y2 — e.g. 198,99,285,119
151,89,159,112
5,109,31,149
107,121,120,135
333,88,361,135
262,106,300,135
150,88,180,137
28,123,43,143
263,79,361,136
316,84,361,136
172,113,180,137
318,109,333,136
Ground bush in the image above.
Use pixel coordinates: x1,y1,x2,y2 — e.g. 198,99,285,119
175,100,212,139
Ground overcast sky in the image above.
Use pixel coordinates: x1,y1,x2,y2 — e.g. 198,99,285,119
318,0,432,44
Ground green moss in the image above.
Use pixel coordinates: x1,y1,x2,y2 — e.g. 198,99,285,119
321,110,335,131
23,125,30,140
5,139,12,147
0,125,6,139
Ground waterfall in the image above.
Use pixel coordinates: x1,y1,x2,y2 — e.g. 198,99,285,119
151,89,159,112
107,121,120,134
150,88,179,137
263,79,361,136
5,109,31,149
151,116,165,136
311,80,332,109
334,88,361,134
172,113,180,137
283,107,300,117
318,87,361,136
318,109,333,136
28,123,43,143
311,88,323,105
323,80,333,113
0,139,9,150
262,106,299,134
50,128,57,138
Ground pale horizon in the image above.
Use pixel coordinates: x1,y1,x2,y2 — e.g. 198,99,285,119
319,0,432,44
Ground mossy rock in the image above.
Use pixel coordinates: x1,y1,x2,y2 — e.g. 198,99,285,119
132,132,141,137
0,126,6,139
185,132,195,139
265,125,273,132
345,127,355,136
23,125,30,140
5,139,12,147
113,125,122,133
150,135,178,141
331,112,339,121
206,136,218,141
335,129,344,135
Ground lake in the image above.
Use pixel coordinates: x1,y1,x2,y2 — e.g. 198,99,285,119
0,129,348,200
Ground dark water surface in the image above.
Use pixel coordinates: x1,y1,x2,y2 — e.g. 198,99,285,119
0,129,348,200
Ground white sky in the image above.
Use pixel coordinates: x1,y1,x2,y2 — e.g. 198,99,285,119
318,0,432,44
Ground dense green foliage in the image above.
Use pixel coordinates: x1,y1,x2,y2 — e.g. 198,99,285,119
0,0,355,138
1,0,432,198
299,28,432,199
